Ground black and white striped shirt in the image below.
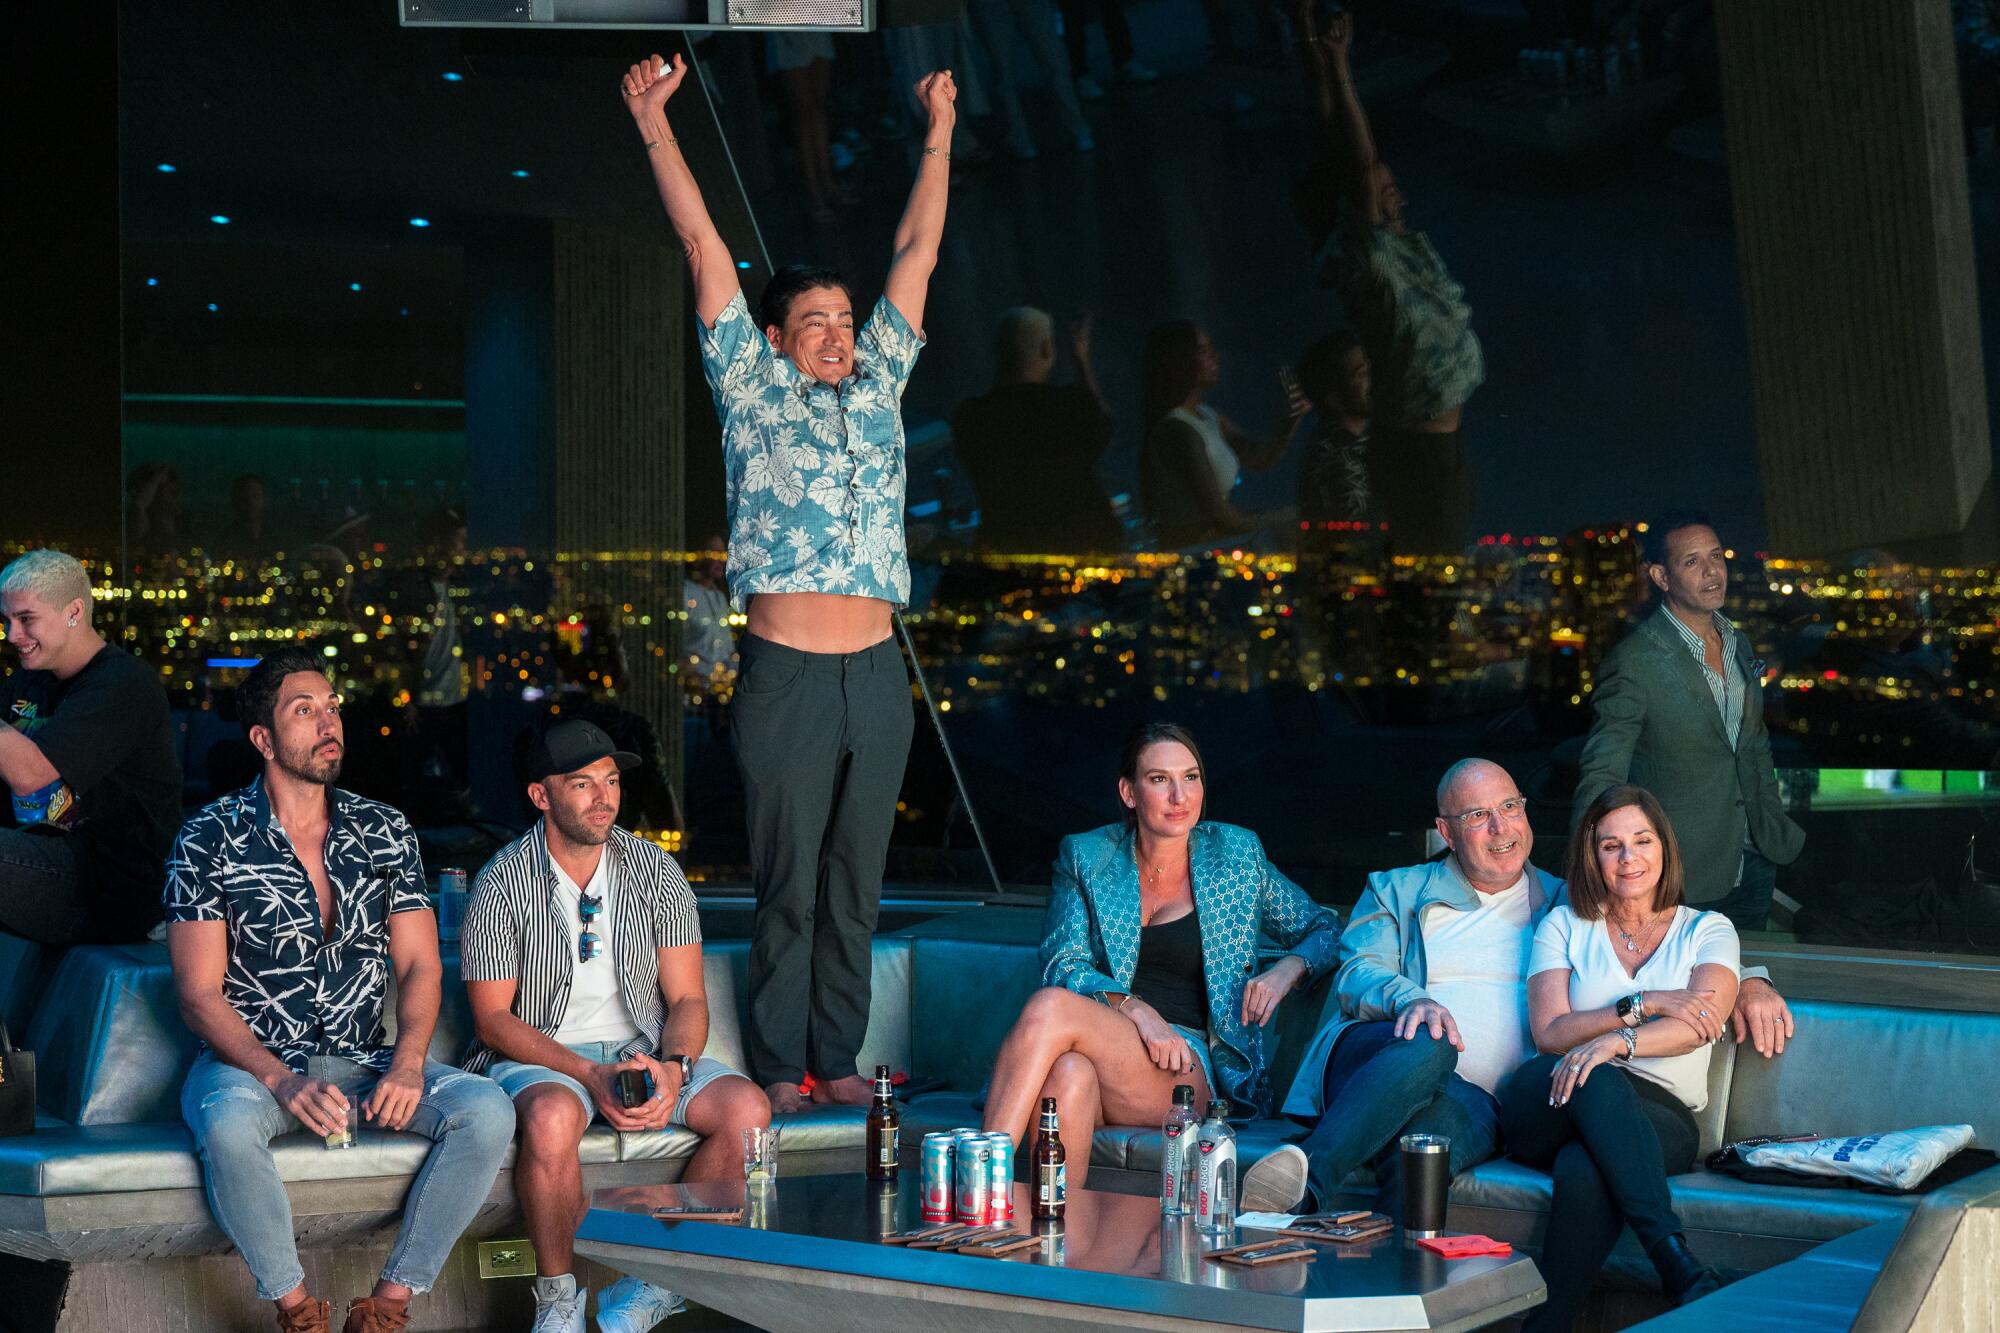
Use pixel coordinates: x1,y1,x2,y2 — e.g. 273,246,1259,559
459,821,701,1074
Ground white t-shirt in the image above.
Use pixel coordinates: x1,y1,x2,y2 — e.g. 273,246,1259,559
552,849,644,1047
1419,874,1535,1097
1530,905,1740,1111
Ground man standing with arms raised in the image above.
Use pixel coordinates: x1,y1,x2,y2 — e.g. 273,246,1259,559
621,53,955,1111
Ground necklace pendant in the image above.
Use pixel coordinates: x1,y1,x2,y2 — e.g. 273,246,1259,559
1626,939,1638,952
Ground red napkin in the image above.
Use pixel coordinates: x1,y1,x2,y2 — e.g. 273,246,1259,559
1417,1235,1513,1259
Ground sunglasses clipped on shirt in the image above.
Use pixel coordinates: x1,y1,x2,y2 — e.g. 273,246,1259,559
578,890,605,962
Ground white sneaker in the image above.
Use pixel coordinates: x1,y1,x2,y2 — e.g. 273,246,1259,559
1239,1144,1309,1213
597,1276,686,1333
532,1274,587,1333
1075,75,1106,101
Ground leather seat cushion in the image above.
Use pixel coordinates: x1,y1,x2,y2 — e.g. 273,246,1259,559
0,1122,626,1197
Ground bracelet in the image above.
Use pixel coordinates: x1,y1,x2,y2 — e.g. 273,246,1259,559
1617,1027,1638,1058
644,137,679,151
921,145,952,161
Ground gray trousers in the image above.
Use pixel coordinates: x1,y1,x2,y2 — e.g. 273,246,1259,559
734,632,913,1086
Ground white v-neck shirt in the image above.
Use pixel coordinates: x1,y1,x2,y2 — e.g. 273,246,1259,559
1530,904,1740,1111
551,848,644,1047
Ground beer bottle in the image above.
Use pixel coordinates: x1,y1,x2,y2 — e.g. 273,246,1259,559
1032,1097,1067,1220
865,1064,900,1181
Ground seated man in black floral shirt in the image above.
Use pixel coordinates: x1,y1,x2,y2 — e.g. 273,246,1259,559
165,649,515,1333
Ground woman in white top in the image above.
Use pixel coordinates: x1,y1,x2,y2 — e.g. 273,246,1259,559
1500,784,1733,1331
1138,320,1307,546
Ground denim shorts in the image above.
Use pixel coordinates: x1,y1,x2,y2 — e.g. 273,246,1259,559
1169,1023,1217,1095
487,1040,741,1129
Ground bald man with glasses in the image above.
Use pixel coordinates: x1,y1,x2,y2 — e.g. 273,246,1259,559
1242,759,1786,1220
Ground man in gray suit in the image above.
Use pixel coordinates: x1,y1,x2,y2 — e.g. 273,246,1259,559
1575,510,1806,943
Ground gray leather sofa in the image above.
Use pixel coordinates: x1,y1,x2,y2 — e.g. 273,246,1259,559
887,933,2000,1293
2,917,1994,1319
0,933,908,1272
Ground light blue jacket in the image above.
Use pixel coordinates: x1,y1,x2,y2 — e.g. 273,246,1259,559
1280,857,1566,1118
1040,821,1343,1119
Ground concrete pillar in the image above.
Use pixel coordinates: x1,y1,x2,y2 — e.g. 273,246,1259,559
1715,0,1991,556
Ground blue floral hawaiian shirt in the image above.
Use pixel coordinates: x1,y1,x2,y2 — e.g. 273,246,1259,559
163,777,433,1074
697,291,924,611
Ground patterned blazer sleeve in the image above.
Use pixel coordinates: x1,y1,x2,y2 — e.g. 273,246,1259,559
1253,838,1342,985
1039,835,1123,998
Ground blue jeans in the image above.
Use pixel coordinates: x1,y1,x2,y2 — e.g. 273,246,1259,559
182,1051,516,1300
1297,1021,1502,1216
1704,846,1778,933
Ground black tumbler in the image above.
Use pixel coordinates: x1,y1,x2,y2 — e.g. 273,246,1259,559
1399,1132,1451,1238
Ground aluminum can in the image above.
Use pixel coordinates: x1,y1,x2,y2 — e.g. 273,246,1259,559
920,1133,956,1221
437,867,468,942
953,1135,992,1224
983,1133,1015,1223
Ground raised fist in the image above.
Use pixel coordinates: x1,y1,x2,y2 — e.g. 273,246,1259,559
622,52,688,120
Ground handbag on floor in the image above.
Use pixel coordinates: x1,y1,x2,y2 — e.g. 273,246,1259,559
0,1017,35,1139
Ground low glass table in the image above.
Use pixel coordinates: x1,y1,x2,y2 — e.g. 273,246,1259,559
577,1171,1544,1333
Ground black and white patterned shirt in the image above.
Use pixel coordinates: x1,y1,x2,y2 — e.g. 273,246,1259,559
163,778,433,1074
458,822,702,1074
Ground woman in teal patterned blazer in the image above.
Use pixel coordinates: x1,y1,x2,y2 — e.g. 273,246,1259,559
979,722,1341,1187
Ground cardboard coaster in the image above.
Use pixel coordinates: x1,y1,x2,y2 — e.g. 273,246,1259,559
907,1224,1005,1249
1280,1213,1394,1244
882,1223,962,1245
1204,1237,1306,1261
953,1232,1043,1257
1209,1242,1317,1267
651,1205,744,1223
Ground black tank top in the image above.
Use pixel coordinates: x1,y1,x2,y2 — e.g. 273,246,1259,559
1130,910,1209,1030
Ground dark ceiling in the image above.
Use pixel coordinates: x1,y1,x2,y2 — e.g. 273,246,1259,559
118,1,719,395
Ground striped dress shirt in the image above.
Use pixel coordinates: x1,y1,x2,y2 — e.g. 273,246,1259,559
459,821,701,1074
1663,608,1745,750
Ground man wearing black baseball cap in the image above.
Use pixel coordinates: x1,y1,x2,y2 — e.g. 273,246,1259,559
460,720,770,1333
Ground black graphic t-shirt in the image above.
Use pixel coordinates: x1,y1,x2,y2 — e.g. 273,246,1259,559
2,644,182,939
163,778,433,1073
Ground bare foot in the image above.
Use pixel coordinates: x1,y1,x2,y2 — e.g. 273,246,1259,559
814,1074,873,1106
766,1081,804,1114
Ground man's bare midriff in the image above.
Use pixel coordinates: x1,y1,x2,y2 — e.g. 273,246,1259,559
747,591,894,654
